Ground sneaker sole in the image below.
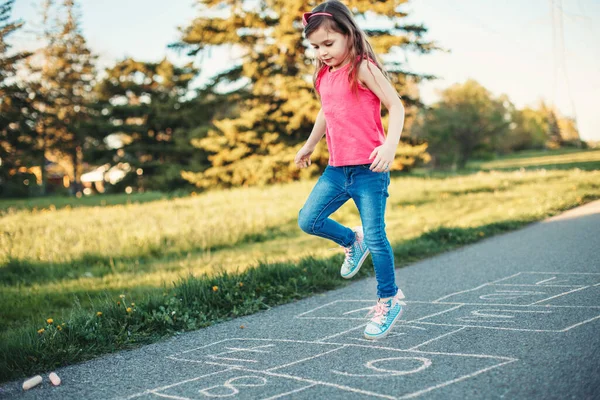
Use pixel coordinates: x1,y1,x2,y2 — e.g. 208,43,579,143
363,306,404,340
341,248,370,279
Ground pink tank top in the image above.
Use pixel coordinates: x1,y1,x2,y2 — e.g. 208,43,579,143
315,61,386,167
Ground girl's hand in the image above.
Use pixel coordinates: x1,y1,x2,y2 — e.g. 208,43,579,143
294,145,314,169
369,144,396,172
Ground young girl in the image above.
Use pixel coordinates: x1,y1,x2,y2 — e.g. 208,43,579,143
295,0,406,340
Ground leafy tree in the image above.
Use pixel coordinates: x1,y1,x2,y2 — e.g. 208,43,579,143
413,79,510,169
557,115,580,146
174,0,436,189
500,106,548,153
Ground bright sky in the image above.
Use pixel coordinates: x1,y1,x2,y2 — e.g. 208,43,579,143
9,0,600,141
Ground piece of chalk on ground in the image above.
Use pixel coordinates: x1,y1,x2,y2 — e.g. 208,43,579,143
49,372,61,386
22,375,42,390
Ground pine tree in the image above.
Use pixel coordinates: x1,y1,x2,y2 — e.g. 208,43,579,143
174,0,435,189
22,0,97,195
94,57,201,191
50,0,97,193
0,0,38,197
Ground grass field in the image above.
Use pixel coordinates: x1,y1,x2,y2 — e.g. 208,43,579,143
1,148,599,382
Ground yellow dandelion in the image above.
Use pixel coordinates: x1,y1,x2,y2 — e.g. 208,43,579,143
130,303,135,307
37,328,45,334
57,325,62,331
96,312,103,317
238,282,244,288
212,286,219,292
126,307,132,313
46,318,53,324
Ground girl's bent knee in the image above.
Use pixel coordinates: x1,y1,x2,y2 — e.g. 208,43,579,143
298,209,313,234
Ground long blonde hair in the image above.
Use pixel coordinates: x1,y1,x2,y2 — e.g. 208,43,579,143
303,0,388,95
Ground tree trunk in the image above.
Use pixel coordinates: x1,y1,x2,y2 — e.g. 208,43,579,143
458,146,472,169
40,143,47,196
71,146,83,195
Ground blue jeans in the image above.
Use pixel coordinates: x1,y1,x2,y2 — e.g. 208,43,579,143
298,164,398,298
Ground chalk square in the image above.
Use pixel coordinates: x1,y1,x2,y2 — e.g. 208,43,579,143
168,338,342,370
324,322,464,351
296,300,456,322
435,284,582,305
418,304,600,332
152,369,312,400
279,383,388,399
274,345,514,399
533,285,600,307
495,272,600,286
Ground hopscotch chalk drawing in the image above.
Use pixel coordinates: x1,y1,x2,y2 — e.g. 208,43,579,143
119,272,600,399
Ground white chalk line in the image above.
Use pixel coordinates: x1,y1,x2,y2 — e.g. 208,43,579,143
259,346,516,399
528,286,590,305
170,338,233,357
266,346,346,372
150,391,190,400
493,283,583,288
428,302,600,309
206,355,258,363
407,327,467,351
520,271,600,275
294,300,341,318
169,337,515,363
534,276,575,286
258,369,397,400
412,321,568,333
119,368,234,399
398,359,518,399
260,384,317,400
486,272,524,283
408,305,464,322
560,314,600,332
295,299,444,319
320,323,456,351
316,323,368,342
225,346,273,353
432,271,600,303
433,283,491,303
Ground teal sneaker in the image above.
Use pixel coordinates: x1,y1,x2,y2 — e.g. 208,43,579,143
364,290,406,340
340,226,370,279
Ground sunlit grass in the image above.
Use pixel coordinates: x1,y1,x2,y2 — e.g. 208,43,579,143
470,148,600,170
0,191,176,215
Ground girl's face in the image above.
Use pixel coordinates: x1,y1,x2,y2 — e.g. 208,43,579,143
307,27,350,70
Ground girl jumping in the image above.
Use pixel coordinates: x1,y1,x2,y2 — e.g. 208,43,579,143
295,0,407,340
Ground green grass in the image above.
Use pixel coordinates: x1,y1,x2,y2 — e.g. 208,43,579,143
1,149,599,383
468,148,600,171
0,191,186,215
